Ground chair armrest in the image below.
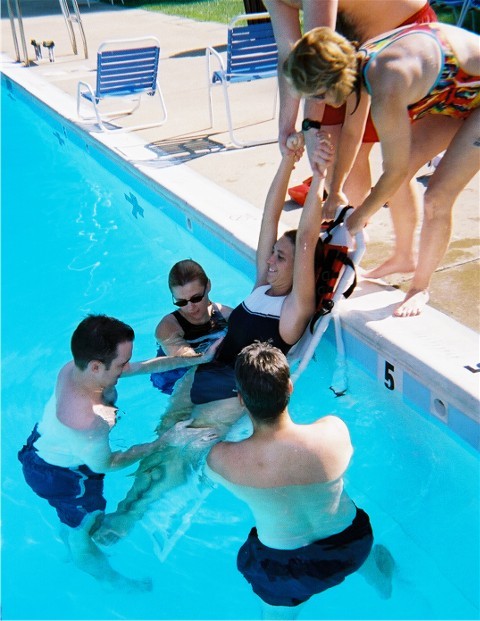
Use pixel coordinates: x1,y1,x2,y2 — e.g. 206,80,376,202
77,80,97,102
205,45,226,83
77,80,99,119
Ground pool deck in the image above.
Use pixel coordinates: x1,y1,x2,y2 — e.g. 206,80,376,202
1,2,479,443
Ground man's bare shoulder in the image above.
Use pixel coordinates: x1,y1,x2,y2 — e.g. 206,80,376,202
207,440,245,479
57,397,110,433
305,416,353,459
310,415,349,435
56,373,110,433
207,440,232,464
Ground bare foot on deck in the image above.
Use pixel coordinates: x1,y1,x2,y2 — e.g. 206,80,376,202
365,256,416,280
393,289,429,317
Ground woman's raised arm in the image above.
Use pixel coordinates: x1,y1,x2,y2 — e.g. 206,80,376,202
255,134,304,287
280,133,334,344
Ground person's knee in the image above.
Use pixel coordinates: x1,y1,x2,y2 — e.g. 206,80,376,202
423,185,454,223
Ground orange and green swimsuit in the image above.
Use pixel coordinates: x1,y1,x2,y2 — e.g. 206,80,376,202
361,23,480,120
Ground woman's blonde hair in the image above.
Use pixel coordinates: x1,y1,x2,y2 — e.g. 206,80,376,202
283,27,359,106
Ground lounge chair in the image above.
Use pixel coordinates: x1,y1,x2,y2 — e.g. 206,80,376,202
206,12,278,147
77,36,167,132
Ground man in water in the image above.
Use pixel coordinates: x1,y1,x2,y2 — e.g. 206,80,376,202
18,313,214,591
205,341,393,617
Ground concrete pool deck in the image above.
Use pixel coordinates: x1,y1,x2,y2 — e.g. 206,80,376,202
1,2,479,442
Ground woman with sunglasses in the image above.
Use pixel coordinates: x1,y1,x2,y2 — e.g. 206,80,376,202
150,259,232,403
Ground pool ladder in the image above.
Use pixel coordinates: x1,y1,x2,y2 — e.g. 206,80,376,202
6,0,31,66
6,0,88,66
58,0,88,59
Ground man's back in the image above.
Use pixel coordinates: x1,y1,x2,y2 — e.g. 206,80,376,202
206,342,392,610
206,415,357,548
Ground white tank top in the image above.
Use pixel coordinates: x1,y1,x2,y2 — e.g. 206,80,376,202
35,394,110,473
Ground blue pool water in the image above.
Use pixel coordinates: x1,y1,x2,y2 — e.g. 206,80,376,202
1,75,479,620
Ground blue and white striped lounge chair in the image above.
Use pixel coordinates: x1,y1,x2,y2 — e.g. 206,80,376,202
77,37,167,132
206,12,278,147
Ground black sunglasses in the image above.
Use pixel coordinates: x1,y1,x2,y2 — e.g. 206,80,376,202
172,286,207,307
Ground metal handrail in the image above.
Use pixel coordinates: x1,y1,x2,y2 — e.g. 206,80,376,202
5,0,88,66
58,0,88,59
6,0,31,66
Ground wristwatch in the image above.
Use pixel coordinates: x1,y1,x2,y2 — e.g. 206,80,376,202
302,118,322,132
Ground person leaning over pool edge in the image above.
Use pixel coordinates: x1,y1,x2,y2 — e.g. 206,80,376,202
18,313,217,591
283,22,480,318
205,341,394,618
264,0,437,208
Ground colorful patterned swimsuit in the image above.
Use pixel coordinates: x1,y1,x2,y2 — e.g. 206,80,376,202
361,23,480,120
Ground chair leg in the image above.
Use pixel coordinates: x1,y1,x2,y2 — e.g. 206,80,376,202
207,84,214,128
78,85,154,132
221,79,278,148
457,0,472,26
155,79,168,125
221,81,239,147
205,53,214,128
98,86,167,132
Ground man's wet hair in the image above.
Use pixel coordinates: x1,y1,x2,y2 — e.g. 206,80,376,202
71,314,134,370
235,341,291,422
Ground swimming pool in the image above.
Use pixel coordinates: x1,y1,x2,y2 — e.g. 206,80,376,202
1,74,479,620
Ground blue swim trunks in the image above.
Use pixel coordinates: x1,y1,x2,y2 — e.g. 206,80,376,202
237,507,373,607
150,344,191,395
18,425,106,528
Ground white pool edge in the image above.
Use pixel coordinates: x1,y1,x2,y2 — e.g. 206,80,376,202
2,58,479,451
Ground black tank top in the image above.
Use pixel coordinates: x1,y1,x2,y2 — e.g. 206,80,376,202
150,304,228,395
172,305,227,344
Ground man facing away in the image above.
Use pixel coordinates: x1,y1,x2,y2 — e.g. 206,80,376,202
18,313,215,591
205,341,393,618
